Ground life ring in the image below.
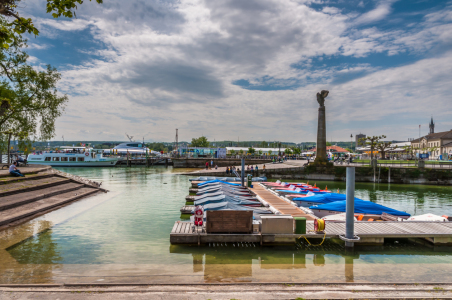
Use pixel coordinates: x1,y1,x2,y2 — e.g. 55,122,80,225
85,152,89,156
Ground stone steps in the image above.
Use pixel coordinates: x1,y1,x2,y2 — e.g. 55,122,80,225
0,173,54,185
0,176,71,197
0,182,85,211
0,187,100,226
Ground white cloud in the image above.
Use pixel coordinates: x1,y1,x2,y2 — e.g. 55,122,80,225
19,0,452,142
35,17,94,31
354,0,395,25
27,43,50,50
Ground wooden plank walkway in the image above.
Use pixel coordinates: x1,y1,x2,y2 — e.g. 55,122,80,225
170,221,452,245
249,184,315,220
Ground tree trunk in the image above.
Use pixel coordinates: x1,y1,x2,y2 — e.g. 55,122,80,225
370,146,374,162
7,133,11,164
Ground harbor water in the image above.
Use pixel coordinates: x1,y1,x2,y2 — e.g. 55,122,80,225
1,166,452,284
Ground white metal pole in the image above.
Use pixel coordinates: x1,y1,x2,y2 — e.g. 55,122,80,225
345,167,355,248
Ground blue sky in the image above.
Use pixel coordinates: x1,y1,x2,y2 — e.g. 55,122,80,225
20,0,452,142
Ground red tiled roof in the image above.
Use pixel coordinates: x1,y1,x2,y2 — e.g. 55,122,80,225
311,145,349,153
411,130,452,143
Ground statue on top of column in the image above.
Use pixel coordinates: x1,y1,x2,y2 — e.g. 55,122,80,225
316,90,329,107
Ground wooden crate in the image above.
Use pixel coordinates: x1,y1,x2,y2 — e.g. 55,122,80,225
206,210,253,233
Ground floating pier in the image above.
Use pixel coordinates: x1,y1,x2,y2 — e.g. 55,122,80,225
170,220,452,245
172,180,452,246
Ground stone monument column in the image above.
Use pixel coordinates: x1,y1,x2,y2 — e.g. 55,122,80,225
315,90,329,163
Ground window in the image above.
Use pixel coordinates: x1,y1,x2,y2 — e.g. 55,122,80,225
61,157,68,162
52,157,59,161
69,157,76,162
77,157,84,162
45,157,51,161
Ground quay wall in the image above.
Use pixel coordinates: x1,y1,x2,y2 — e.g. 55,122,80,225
172,158,272,168
189,165,452,185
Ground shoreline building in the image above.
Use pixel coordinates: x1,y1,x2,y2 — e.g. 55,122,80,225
355,133,366,149
411,118,452,159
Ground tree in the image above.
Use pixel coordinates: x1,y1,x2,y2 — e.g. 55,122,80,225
292,147,301,155
190,136,209,147
248,147,255,154
239,149,244,156
428,146,439,158
326,142,332,146
376,141,392,160
0,33,67,159
0,0,103,49
359,135,386,162
285,148,293,155
258,150,263,156
403,145,414,159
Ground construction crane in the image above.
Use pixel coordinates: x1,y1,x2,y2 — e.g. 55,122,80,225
125,133,134,142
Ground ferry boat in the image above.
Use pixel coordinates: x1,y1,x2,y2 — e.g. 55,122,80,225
27,147,119,167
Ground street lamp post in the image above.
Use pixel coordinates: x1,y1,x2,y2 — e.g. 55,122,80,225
350,134,353,152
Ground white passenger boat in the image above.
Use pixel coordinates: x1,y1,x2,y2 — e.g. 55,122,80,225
27,147,119,167
103,143,162,156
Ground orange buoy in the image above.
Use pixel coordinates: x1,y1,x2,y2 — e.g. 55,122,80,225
357,215,364,221
325,185,328,191
368,218,374,222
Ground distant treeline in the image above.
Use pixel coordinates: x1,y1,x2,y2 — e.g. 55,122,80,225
30,140,357,151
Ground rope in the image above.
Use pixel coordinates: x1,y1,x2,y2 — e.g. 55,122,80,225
298,230,326,247
297,219,326,247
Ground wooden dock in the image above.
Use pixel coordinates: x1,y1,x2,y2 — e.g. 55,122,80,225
248,184,315,219
180,181,452,246
170,220,452,245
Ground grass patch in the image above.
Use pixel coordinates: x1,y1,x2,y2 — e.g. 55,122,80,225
189,192,197,196
185,201,194,205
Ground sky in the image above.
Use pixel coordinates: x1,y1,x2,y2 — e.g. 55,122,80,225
21,0,452,143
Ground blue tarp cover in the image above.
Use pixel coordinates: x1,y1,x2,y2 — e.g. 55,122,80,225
293,193,349,204
310,199,410,217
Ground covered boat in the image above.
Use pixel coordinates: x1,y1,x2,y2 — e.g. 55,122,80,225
310,199,410,219
194,195,261,206
292,193,357,207
200,202,272,214
405,214,449,222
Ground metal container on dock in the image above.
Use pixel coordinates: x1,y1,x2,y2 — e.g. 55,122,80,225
261,215,294,234
294,217,307,234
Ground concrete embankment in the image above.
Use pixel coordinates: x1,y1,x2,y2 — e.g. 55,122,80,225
173,157,272,168
0,165,106,229
1,283,451,299
182,160,452,185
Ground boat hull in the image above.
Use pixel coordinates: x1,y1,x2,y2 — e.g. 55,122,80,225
27,161,118,167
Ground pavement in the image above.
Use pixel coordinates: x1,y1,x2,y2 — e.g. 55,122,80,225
1,283,451,299
181,159,308,175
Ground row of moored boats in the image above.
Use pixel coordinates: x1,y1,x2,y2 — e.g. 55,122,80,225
189,179,449,222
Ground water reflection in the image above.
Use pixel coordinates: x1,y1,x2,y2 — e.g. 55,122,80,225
169,239,452,283
0,220,62,284
1,167,452,284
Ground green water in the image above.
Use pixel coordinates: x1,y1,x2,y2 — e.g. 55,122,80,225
1,167,452,284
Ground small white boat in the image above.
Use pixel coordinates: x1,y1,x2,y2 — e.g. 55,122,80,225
27,147,119,167
404,213,449,222
322,213,357,222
